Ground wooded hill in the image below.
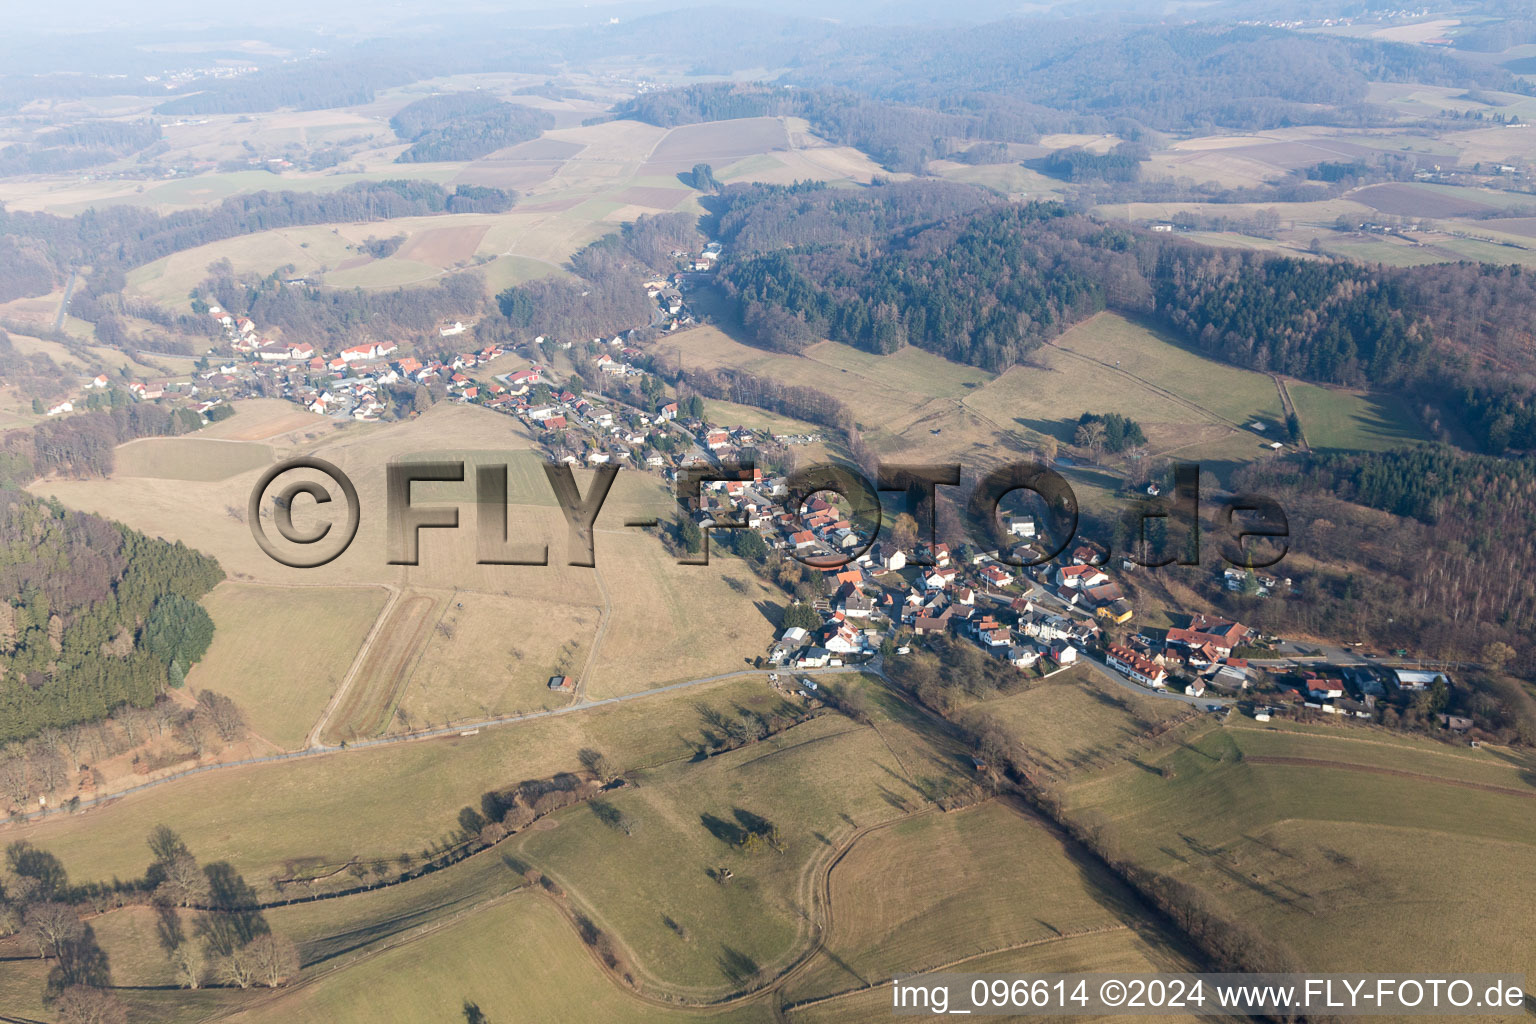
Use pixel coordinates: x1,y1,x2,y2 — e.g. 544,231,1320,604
0,179,516,305
712,181,1534,453
492,212,699,343
612,22,1532,173
0,491,223,744
0,119,162,178
390,93,555,163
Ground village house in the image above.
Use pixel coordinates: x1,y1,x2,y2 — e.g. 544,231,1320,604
1392,668,1451,691
340,341,399,363
1096,600,1134,624
1107,645,1167,688
1210,664,1250,691
980,564,1015,588
1165,615,1250,659
921,566,959,590
1057,564,1109,590
1046,642,1078,666
1006,647,1040,669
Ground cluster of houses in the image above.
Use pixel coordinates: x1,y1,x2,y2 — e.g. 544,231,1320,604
176,235,730,431
749,499,1141,674
1098,613,1256,697
187,306,525,421
1252,664,1456,722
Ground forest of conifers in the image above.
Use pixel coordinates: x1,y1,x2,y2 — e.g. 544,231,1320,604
0,492,223,744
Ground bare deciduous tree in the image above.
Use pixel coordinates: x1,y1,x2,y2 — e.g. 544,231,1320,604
0,754,30,806
196,691,246,743
1073,419,1107,462
23,901,81,959
248,933,300,988
152,699,182,739
26,741,68,795
54,985,127,1024
157,854,208,908
218,944,258,989
577,747,617,783
177,714,214,759
170,942,205,990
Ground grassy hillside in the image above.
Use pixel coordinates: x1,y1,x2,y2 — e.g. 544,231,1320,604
1062,721,1536,976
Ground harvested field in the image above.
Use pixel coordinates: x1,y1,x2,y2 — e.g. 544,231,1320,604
612,184,691,208
188,582,390,750
1067,723,1536,977
222,894,770,1024
1354,182,1497,218
395,224,489,266
393,591,601,729
450,160,566,190
1481,216,1536,238
1241,756,1536,799
194,397,336,441
646,116,789,165
784,799,1196,1007
321,592,443,744
113,437,273,481
482,137,585,160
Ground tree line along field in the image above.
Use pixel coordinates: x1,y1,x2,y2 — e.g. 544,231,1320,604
1059,719,1536,980
176,680,1192,1017
0,670,1220,1020
7,674,792,885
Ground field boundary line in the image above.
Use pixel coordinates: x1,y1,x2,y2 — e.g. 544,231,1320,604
306,584,401,749
1242,755,1536,798
1049,342,1246,431
1272,374,1310,451
192,887,530,1023
366,592,449,737
573,558,613,700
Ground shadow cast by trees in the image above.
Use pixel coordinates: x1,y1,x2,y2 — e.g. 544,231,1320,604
717,945,760,984
194,862,269,957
